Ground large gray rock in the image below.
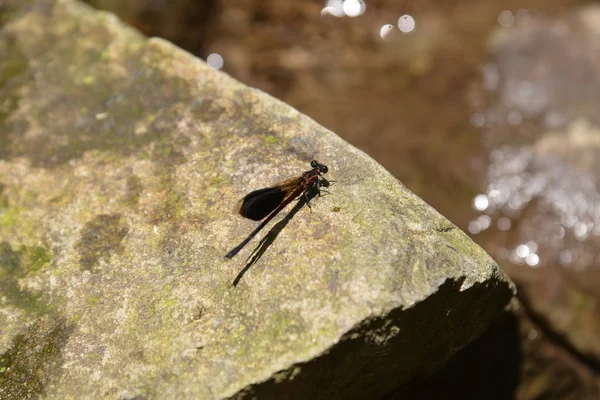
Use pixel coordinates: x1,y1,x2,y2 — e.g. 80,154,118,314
0,0,514,398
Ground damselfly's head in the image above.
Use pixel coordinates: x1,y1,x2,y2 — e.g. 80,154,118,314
310,160,328,174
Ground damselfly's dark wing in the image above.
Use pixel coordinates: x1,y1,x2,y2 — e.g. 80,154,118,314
237,178,302,221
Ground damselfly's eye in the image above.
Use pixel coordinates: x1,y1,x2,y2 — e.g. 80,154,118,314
321,165,328,174
310,160,318,168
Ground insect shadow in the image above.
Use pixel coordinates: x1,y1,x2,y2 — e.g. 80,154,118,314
232,187,322,287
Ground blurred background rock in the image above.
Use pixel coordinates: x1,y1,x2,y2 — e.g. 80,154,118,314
83,0,600,398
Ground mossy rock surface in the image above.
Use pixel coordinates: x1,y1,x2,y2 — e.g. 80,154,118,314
0,0,514,399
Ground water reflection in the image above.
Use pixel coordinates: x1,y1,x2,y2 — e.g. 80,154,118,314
471,133,600,270
472,7,600,272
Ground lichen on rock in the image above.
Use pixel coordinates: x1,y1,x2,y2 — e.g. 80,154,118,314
0,0,514,399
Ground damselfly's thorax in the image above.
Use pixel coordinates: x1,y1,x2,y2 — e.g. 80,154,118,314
301,160,328,189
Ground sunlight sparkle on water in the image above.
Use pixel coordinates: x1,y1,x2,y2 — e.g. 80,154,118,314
322,0,344,18
343,0,366,17
468,215,492,235
498,10,515,28
478,215,492,230
516,244,530,258
497,217,512,231
574,222,589,239
470,113,485,128
526,241,538,253
473,194,489,211
515,9,531,26
482,64,500,91
560,250,573,266
468,221,481,235
398,15,416,33
207,53,224,70
526,253,540,267
380,24,394,39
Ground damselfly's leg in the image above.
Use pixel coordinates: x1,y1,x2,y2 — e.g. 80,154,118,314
303,190,313,208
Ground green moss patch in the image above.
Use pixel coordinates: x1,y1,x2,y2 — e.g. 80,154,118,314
0,242,52,314
0,317,71,399
76,214,129,271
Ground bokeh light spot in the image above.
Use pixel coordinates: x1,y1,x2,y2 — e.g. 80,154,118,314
380,24,394,40
497,217,512,231
470,113,486,128
526,253,540,267
516,244,530,258
322,0,344,18
398,15,416,33
498,10,515,28
343,0,366,17
473,194,489,211
207,53,224,70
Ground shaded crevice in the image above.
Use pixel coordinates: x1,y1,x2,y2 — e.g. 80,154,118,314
435,224,455,233
231,277,513,400
386,310,521,400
